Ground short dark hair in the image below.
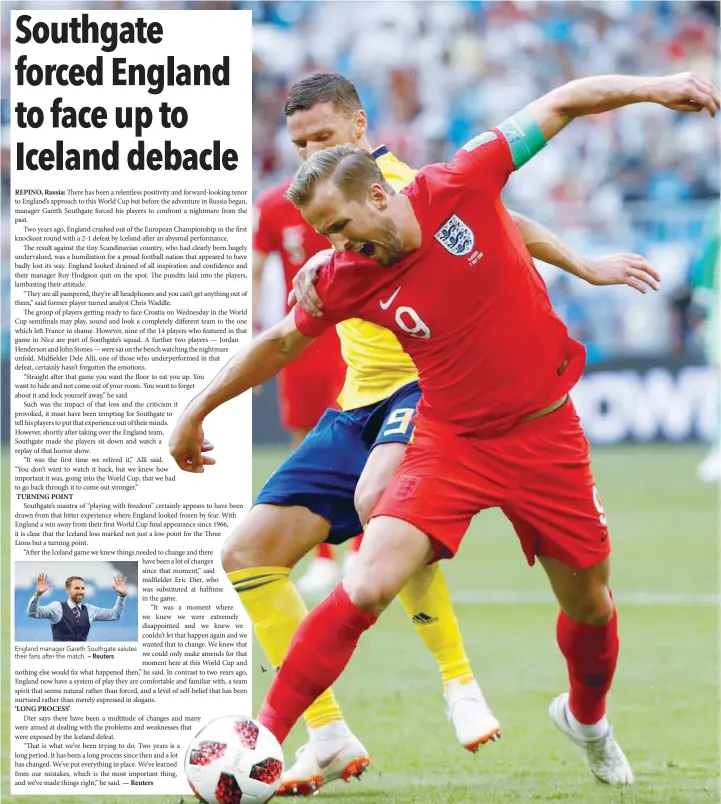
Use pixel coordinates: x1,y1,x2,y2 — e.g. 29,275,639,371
286,144,393,209
285,73,362,118
65,576,84,589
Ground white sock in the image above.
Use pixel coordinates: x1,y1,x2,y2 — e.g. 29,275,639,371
567,705,609,741
445,678,484,698
308,720,352,747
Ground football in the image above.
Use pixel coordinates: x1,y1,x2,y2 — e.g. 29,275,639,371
184,716,284,804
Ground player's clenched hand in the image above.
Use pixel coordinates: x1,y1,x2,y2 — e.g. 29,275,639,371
648,72,721,116
168,416,216,473
584,254,661,294
288,248,334,317
36,573,51,597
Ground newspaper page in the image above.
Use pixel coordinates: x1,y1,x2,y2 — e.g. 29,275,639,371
5,2,720,804
9,9,253,798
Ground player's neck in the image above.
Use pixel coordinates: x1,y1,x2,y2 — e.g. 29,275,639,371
390,195,423,252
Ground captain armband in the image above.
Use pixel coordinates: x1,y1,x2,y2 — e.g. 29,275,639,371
496,111,547,168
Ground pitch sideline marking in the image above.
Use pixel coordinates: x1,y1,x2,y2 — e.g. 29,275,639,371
450,590,719,606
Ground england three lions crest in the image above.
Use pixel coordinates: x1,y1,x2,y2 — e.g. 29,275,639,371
434,214,475,256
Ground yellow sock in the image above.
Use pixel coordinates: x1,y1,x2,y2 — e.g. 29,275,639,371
228,566,344,729
398,562,474,687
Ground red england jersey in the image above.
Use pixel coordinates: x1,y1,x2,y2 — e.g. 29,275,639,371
254,180,332,304
294,130,586,436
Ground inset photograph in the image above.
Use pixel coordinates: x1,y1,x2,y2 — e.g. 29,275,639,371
15,561,138,642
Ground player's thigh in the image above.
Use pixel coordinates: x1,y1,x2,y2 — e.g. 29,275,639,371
354,442,407,526
506,402,610,573
539,555,613,626
256,408,367,547
344,515,434,615
371,427,487,562
220,504,330,572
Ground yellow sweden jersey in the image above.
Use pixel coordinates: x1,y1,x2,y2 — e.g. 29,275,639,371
336,147,419,411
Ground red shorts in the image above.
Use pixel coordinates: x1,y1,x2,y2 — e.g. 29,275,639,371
373,400,610,570
278,327,346,431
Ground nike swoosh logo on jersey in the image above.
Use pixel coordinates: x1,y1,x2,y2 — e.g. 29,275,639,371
379,287,401,310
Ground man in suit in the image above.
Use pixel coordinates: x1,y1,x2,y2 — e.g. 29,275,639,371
27,573,127,642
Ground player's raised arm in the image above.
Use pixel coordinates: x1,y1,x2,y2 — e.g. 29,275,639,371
524,72,720,142
456,73,719,197
169,314,315,473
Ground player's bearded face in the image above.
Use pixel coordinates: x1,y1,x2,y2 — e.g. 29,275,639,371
351,215,404,266
304,185,403,266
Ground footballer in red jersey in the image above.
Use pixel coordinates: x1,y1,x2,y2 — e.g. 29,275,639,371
175,73,664,796
289,133,597,565
254,180,346,443
251,71,720,785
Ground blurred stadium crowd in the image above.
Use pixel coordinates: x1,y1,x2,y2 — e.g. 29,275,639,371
249,0,719,361
1,1,718,388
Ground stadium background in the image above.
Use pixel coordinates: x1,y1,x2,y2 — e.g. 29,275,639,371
1,0,719,444
248,3,719,802
249,3,718,802
248,0,719,447
0,2,718,803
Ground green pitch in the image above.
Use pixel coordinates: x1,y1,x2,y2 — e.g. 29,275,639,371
3,445,718,803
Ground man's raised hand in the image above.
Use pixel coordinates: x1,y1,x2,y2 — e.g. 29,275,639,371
584,253,661,294
648,72,721,116
112,575,127,597
36,573,51,597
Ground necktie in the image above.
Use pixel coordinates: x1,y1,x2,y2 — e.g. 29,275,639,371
73,606,80,625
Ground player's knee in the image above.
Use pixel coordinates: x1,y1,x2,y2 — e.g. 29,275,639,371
221,505,328,573
344,568,396,616
219,526,256,574
354,479,384,527
219,519,292,574
568,586,614,626
346,580,394,616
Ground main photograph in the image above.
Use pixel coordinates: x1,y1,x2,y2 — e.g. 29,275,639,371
169,2,719,801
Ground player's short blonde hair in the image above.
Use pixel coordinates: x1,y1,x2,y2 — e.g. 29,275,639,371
65,576,84,589
286,145,393,209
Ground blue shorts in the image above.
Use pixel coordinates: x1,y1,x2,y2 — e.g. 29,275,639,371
256,380,421,544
